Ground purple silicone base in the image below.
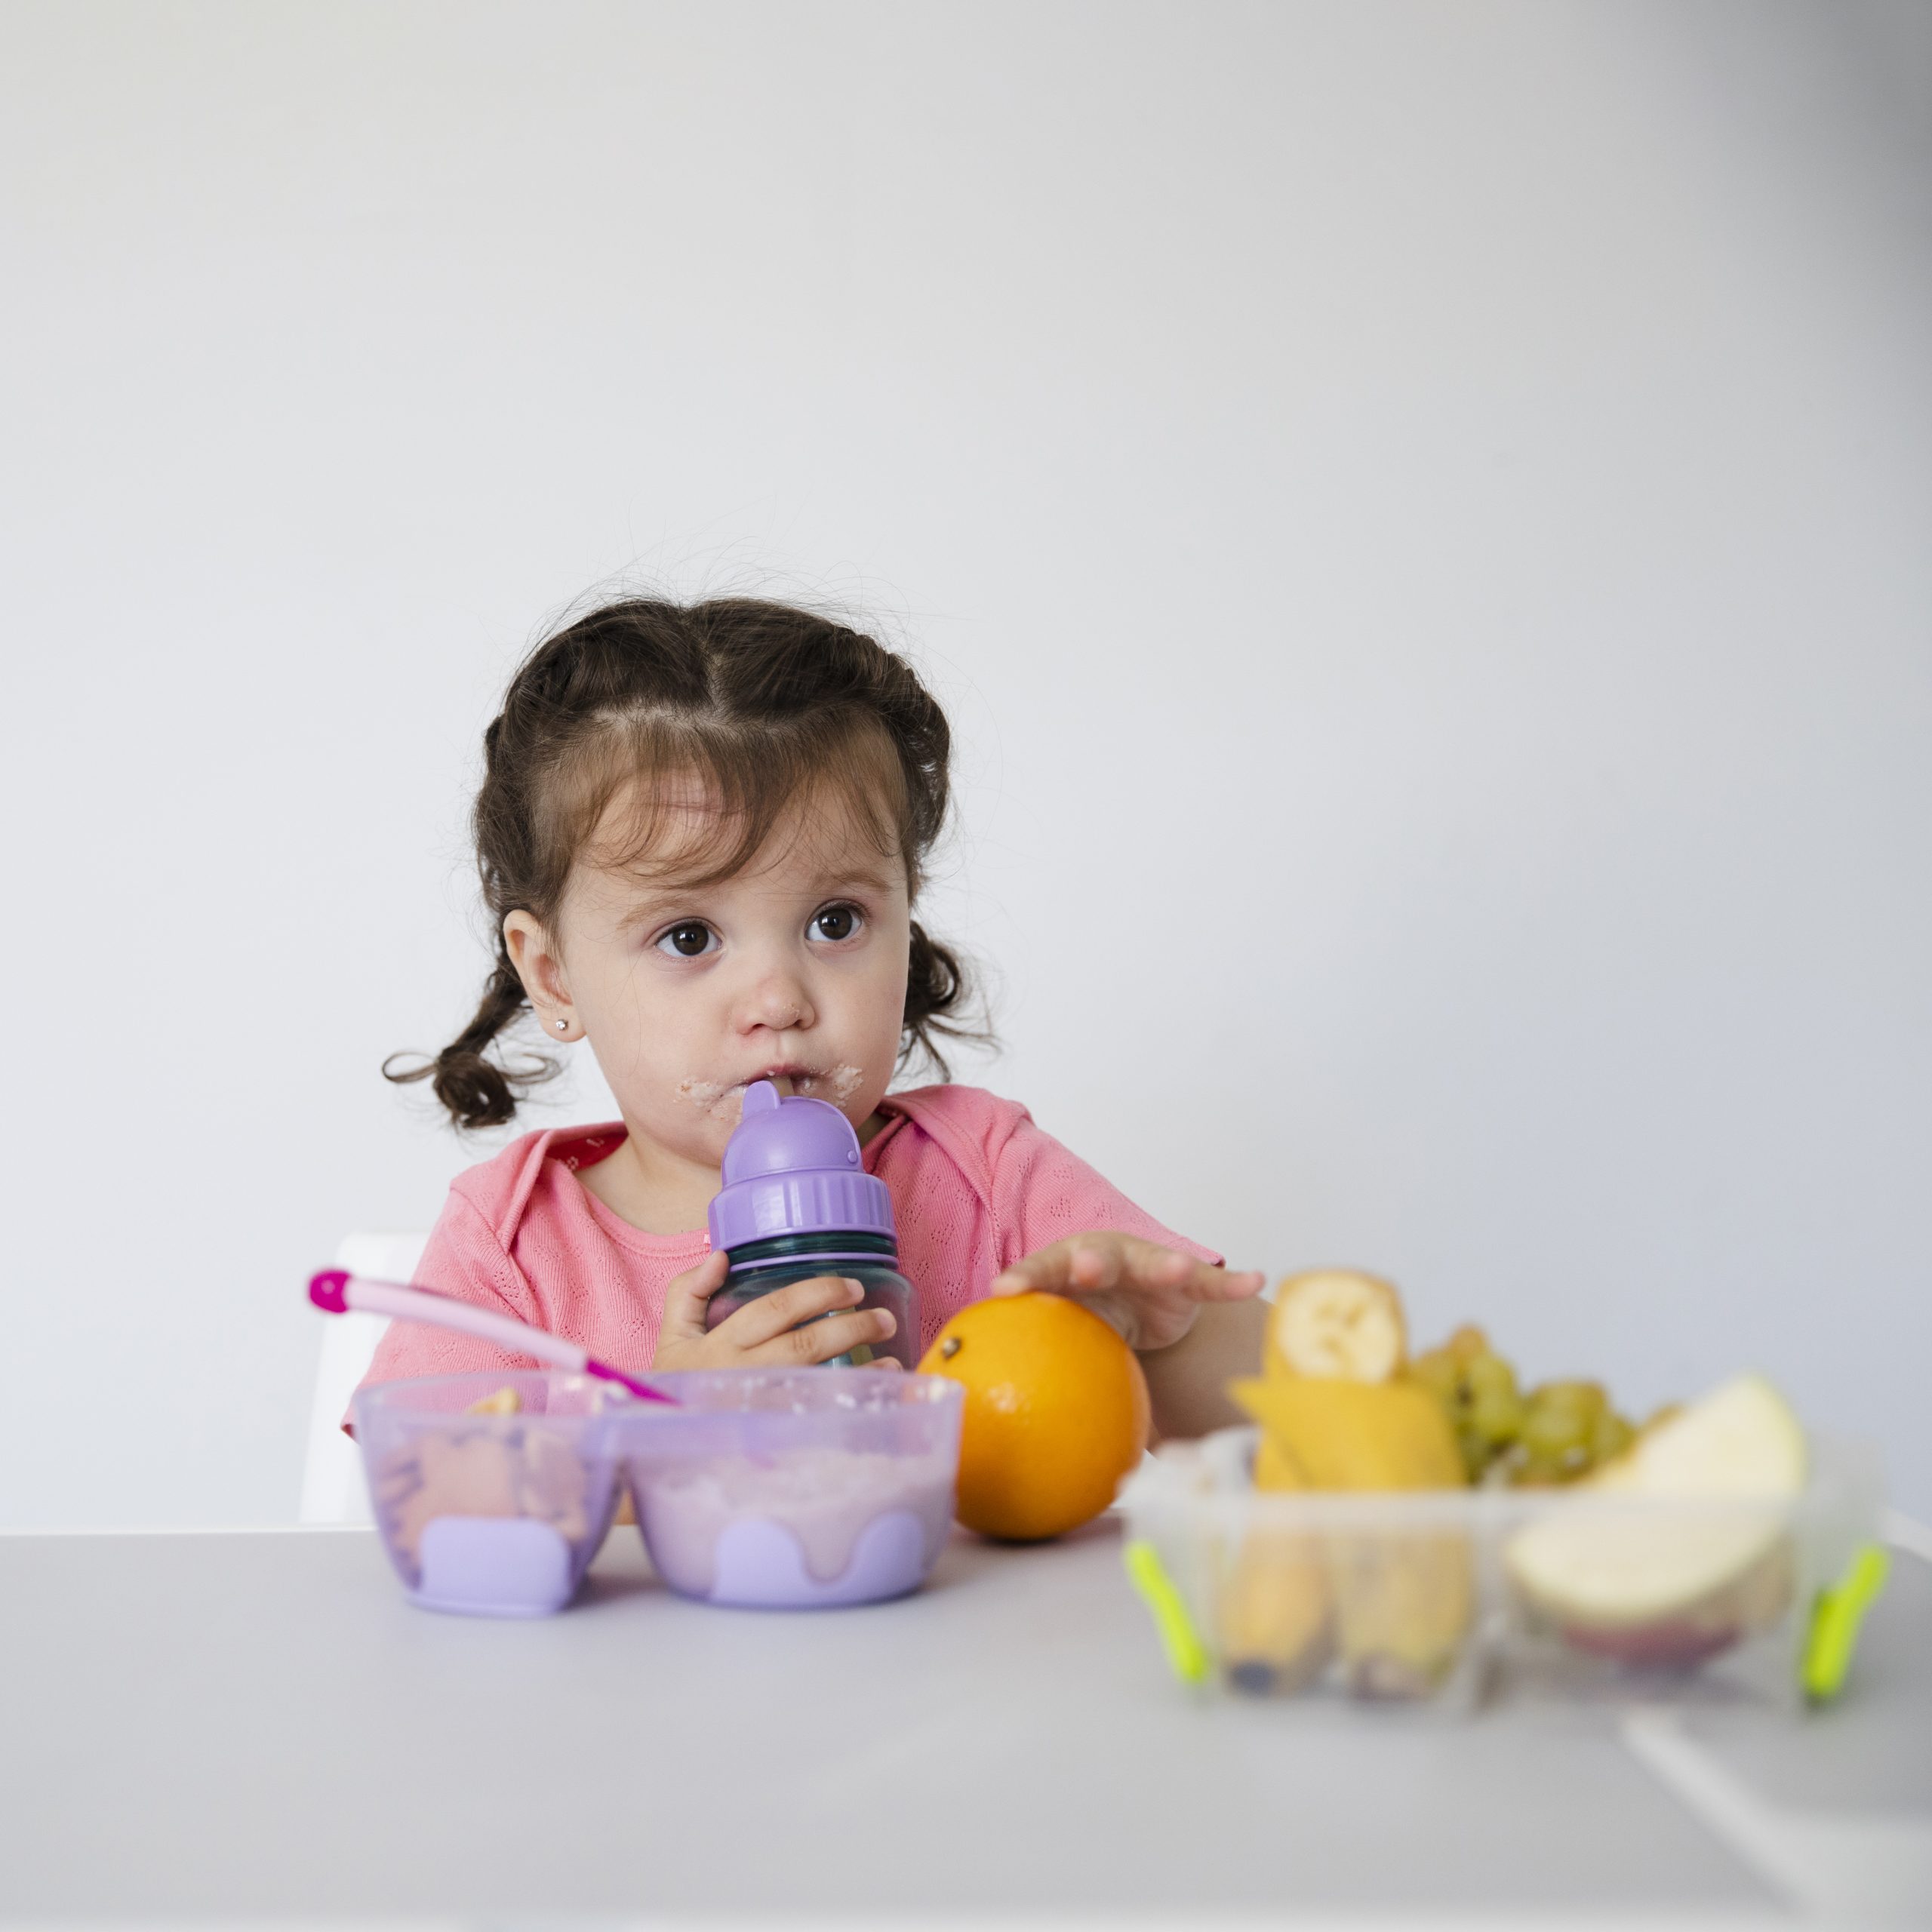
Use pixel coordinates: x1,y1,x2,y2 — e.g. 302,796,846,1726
407,1515,579,1617
675,1509,932,1609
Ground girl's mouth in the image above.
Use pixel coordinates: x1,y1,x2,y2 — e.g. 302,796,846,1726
674,1063,865,1120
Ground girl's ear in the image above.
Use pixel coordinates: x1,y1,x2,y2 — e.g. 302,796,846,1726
503,911,573,1026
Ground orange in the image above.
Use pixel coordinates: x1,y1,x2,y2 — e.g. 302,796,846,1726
918,1292,1151,1542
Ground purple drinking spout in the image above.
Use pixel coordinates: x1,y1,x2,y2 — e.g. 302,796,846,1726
707,1078,897,1254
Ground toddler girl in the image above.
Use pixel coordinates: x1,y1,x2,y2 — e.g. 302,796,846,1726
368,597,1263,1438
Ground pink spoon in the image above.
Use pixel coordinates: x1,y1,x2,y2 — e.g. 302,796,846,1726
307,1269,675,1404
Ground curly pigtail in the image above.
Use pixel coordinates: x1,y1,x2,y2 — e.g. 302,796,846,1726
901,918,988,1081
384,949,558,1131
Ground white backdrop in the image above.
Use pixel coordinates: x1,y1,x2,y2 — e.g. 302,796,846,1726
2,0,1927,1525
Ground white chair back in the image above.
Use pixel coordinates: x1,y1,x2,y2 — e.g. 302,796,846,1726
297,1232,426,1524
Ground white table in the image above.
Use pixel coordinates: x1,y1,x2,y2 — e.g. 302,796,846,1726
1,1520,1926,1926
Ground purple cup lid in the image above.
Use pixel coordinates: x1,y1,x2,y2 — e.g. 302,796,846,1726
707,1080,897,1253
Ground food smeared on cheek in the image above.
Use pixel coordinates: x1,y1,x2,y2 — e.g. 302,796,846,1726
675,1077,744,1125
804,1063,863,1104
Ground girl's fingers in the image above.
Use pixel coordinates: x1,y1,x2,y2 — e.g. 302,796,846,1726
992,1235,1149,1295
658,1249,731,1341
992,1236,1266,1303
711,1274,867,1351
1118,1250,1265,1300
989,1237,1099,1296
1191,1264,1269,1300
745,1304,897,1367
656,1267,904,1371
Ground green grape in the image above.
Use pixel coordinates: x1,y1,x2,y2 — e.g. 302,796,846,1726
1465,1352,1519,1403
1534,1379,1607,1423
1468,1384,1525,1447
1519,1404,1590,1463
1410,1327,1525,1482
1510,1390,1588,1482
1592,1407,1636,1466
1509,1380,1635,1484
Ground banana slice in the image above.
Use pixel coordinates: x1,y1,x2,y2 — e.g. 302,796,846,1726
463,1386,522,1417
1269,1269,1406,1383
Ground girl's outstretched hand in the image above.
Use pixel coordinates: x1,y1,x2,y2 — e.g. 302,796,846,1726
989,1235,1266,1352
652,1249,901,1370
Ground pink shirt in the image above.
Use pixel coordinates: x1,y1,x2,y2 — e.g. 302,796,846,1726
357,1084,1219,1392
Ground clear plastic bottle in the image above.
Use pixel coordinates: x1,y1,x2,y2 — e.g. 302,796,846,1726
703,1081,918,1368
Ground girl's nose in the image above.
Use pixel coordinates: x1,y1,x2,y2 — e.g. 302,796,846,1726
740,972,814,1034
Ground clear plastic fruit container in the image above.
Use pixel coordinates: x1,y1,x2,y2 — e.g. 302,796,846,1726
1121,1426,1884,1713
610,1368,964,1609
354,1371,628,1618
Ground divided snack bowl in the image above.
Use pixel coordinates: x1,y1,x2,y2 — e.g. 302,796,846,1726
1121,1426,1883,1713
610,1369,964,1609
354,1371,627,1617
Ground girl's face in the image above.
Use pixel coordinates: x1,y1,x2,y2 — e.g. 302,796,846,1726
505,778,913,1171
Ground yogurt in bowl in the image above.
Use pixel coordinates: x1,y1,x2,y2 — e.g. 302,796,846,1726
613,1370,963,1607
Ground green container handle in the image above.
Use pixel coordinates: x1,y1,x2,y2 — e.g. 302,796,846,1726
1124,1538,1211,1687
1802,1542,1889,1703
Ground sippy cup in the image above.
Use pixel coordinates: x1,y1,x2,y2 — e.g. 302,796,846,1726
704,1080,919,1367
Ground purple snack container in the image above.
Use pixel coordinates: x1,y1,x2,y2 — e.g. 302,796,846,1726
614,1369,963,1608
705,1079,920,1368
353,1371,626,1617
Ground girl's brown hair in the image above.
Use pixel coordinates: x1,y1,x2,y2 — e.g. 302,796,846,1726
388,596,983,1130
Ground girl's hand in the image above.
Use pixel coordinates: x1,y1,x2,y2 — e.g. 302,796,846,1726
651,1249,900,1370
989,1234,1265,1352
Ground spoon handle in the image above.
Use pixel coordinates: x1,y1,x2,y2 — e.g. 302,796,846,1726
307,1269,673,1404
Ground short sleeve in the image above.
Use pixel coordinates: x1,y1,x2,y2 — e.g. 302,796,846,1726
990,1115,1223,1272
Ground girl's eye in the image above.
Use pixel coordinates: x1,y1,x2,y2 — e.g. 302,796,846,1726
809,903,863,943
655,921,718,958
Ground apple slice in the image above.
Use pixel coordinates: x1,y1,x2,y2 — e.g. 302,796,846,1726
1505,1374,1806,1666
1591,1372,1805,1500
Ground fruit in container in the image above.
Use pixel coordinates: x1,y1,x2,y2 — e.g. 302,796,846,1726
1218,1374,1334,1694
371,1417,592,1566
1229,1370,1472,1697
1506,1379,1637,1487
1408,1325,1525,1481
1407,1327,1638,1487
1252,1430,1302,1491
1229,1376,1466,1491
1326,1529,1477,1700
1219,1520,1333,1695
1504,1373,1807,1666
918,1291,1150,1542
1266,1269,1407,1381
